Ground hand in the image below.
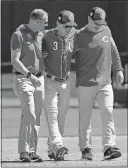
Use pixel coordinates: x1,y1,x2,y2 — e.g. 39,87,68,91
29,74,41,87
42,51,48,59
116,70,124,85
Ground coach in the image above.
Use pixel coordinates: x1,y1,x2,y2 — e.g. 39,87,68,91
74,7,124,161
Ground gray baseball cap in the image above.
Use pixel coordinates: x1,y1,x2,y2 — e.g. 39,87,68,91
89,7,107,25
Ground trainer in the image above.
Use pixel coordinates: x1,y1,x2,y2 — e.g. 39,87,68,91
10,9,48,162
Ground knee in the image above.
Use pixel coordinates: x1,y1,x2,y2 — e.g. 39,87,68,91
21,112,36,125
102,106,114,120
104,106,113,114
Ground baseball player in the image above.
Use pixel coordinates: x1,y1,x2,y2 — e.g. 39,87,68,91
10,9,48,162
42,10,77,161
74,7,124,160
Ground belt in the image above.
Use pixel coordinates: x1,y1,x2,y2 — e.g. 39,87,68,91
43,72,70,82
14,72,42,77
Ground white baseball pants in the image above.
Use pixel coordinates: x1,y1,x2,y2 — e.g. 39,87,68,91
44,77,71,155
78,84,116,151
12,74,44,154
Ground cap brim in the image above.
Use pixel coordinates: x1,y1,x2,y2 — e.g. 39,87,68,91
94,19,107,25
64,21,77,27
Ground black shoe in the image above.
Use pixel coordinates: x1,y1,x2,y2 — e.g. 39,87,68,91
81,148,93,161
48,152,56,160
20,152,31,162
29,152,42,162
55,146,68,161
104,147,121,160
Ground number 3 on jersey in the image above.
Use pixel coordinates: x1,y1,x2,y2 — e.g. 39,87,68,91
53,42,58,50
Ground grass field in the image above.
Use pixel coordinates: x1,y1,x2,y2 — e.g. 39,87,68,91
1,104,127,167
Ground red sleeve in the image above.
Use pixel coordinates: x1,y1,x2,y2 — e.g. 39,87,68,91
10,31,22,52
111,37,124,72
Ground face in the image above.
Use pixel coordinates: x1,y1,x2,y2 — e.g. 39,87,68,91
57,22,73,37
88,16,102,32
33,15,48,32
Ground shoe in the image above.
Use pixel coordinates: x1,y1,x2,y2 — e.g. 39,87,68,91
29,152,42,162
20,152,31,162
55,146,68,161
104,147,121,160
81,148,93,161
48,152,56,160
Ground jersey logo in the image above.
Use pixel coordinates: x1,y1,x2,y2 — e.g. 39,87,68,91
102,36,108,43
100,12,105,19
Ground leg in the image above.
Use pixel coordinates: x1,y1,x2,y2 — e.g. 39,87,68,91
96,84,116,148
96,84,121,159
78,86,97,160
78,86,97,150
58,79,71,135
29,75,44,153
29,76,44,162
13,76,36,162
44,79,63,152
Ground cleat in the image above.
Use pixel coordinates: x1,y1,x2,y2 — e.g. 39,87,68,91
55,146,68,161
20,152,31,162
48,152,56,160
29,152,42,162
81,148,93,161
104,147,121,160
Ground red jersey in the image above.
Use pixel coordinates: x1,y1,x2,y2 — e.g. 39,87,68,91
10,24,44,73
42,28,76,78
74,26,123,86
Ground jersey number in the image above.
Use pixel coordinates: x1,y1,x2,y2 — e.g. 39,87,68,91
53,42,58,50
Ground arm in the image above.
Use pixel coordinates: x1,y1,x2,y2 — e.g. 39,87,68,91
10,32,41,86
111,37,124,84
10,32,29,76
111,36,123,72
41,30,48,59
72,31,78,60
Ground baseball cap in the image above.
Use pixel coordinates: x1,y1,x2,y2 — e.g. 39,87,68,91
30,9,48,21
89,7,107,25
57,10,77,27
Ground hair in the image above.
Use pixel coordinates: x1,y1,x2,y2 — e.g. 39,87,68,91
30,9,48,21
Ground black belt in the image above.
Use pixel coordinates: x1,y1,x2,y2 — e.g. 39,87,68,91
46,73,69,82
14,72,42,77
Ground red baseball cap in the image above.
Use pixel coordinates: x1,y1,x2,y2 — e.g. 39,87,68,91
57,10,77,27
89,7,107,25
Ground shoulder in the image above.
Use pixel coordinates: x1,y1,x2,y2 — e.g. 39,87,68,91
103,26,112,36
67,27,78,40
11,24,27,41
10,28,23,44
11,29,22,39
42,28,56,38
